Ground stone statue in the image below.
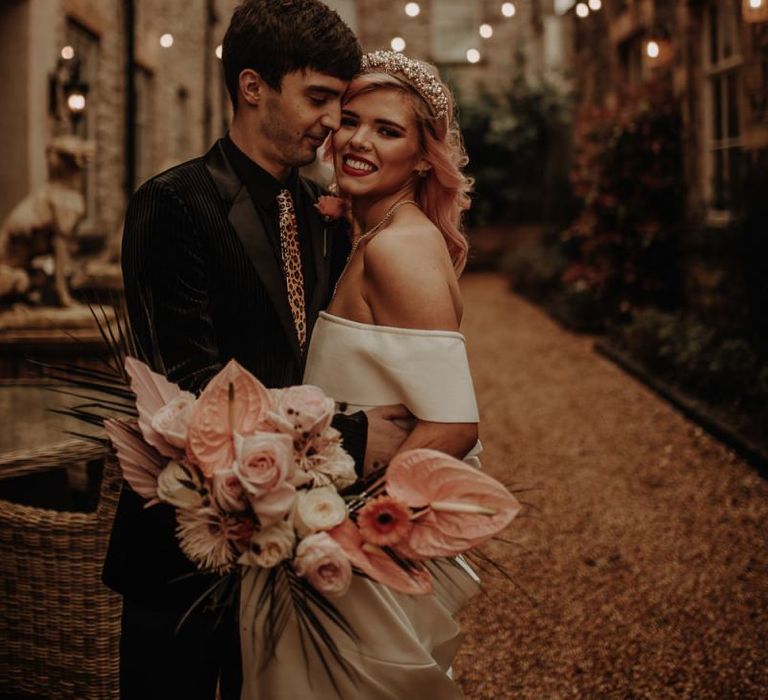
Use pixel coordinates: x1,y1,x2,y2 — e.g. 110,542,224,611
0,135,95,307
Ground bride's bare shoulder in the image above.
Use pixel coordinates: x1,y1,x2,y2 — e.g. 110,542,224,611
363,218,451,272
361,219,460,329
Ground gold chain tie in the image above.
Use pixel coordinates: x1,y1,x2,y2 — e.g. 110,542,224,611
276,189,307,349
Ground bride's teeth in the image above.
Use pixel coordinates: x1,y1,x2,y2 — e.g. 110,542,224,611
345,157,375,172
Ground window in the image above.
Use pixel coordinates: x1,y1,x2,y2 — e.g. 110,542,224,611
431,0,481,64
134,65,156,186
704,1,743,213
65,18,99,230
175,87,191,162
618,34,644,88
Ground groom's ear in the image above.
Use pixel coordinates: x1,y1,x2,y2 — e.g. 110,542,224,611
238,69,265,107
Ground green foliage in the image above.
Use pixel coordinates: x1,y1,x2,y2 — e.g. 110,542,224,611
561,79,684,317
502,241,566,301
502,240,612,332
458,56,572,227
611,308,767,403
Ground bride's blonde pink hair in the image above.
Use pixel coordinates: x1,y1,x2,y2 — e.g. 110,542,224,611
332,65,472,276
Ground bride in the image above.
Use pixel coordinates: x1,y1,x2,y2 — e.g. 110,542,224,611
241,51,481,699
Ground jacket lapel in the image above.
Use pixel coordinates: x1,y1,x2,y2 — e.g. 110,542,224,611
300,178,331,343
204,141,302,365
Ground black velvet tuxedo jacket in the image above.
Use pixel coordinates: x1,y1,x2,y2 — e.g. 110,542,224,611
104,140,357,606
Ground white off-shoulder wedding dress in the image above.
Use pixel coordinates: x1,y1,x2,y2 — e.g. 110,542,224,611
239,311,481,699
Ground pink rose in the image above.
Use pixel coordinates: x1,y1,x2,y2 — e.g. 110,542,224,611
248,482,296,528
150,394,196,449
294,532,352,597
232,432,298,527
233,433,296,498
314,195,349,221
212,467,248,513
268,385,335,446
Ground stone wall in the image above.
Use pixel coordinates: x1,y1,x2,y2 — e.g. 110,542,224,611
0,0,238,247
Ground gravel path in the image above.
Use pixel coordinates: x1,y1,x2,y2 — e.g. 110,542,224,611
452,272,768,699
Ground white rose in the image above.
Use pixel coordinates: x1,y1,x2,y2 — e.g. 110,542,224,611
150,392,196,449
156,460,204,509
307,442,357,490
238,520,295,568
294,532,352,597
268,385,335,443
293,486,347,537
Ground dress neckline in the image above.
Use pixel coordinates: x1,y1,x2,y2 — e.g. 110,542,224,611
318,311,466,340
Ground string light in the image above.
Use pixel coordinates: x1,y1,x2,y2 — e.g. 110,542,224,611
576,3,589,18
588,0,602,10
743,0,768,23
160,33,174,48
646,40,660,59
391,37,406,52
67,93,86,113
405,2,420,16
61,46,75,60
501,3,516,18
479,24,494,39
466,48,481,63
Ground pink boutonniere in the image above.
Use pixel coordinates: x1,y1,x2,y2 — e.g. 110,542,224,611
314,195,350,222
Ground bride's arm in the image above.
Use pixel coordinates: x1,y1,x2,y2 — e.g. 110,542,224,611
362,225,479,460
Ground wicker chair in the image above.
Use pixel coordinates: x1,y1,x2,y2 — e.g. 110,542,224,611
0,439,122,699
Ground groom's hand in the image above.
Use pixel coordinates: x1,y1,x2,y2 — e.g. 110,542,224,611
363,404,413,477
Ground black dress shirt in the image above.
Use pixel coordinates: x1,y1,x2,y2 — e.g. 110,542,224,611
222,134,316,300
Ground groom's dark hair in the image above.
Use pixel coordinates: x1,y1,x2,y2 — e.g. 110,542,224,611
222,0,361,110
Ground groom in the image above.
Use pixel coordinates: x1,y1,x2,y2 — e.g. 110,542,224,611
108,1,410,698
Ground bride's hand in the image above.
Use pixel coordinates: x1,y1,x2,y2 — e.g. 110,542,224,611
363,404,413,476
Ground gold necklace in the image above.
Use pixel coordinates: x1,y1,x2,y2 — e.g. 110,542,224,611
333,199,420,296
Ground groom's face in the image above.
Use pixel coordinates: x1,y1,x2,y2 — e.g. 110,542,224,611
258,70,347,169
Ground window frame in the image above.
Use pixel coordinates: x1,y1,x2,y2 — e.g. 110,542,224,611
701,0,744,220
64,16,100,233
430,0,482,65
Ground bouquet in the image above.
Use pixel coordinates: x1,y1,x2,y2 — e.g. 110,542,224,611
103,356,522,671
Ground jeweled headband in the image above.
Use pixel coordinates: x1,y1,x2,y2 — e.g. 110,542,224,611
360,50,449,121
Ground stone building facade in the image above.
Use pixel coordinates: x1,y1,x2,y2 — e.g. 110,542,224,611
0,0,237,248
331,0,569,98
562,0,768,328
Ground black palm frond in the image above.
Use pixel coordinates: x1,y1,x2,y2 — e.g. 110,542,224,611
174,573,236,635
35,302,138,431
246,563,359,689
464,548,538,606
286,575,358,694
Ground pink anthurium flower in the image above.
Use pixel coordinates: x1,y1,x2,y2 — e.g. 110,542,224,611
186,360,273,477
386,449,522,559
329,518,433,596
